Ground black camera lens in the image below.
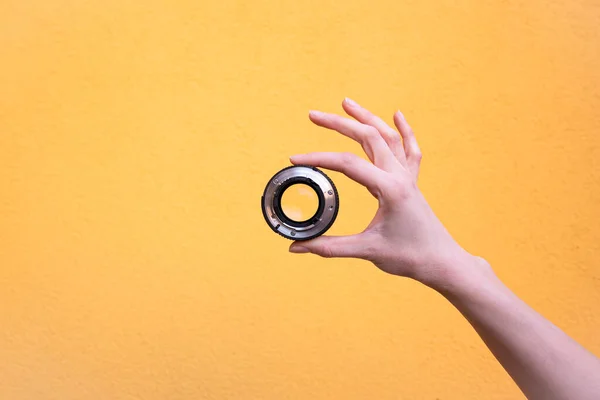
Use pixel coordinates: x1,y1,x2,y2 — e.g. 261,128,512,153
261,165,339,240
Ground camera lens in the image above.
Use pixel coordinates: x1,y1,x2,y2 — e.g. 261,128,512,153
261,165,339,240
280,183,319,223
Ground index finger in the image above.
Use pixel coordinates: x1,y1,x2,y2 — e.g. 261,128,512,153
290,152,385,197
308,111,398,172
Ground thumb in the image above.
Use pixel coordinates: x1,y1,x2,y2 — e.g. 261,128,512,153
289,234,369,259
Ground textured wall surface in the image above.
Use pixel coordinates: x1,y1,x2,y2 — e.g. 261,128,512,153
1,1,599,399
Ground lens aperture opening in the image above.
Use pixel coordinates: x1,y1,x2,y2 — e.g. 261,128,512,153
280,183,319,223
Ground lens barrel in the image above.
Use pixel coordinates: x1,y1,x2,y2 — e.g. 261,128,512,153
261,165,339,240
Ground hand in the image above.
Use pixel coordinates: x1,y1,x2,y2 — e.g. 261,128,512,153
290,100,600,400
289,98,486,290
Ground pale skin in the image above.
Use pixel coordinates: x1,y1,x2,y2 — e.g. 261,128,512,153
288,98,600,400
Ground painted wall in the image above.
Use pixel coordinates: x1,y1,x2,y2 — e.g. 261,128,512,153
1,1,599,398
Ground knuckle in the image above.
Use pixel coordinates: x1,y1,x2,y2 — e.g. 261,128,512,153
388,132,402,144
358,233,381,262
362,126,380,140
380,178,413,201
362,244,379,262
362,111,375,121
340,152,356,166
317,245,335,258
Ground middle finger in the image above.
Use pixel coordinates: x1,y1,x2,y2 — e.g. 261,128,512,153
309,110,397,171
342,98,407,166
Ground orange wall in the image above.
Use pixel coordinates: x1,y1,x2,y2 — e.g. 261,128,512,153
1,1,599,398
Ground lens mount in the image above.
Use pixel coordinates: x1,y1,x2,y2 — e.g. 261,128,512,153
261,165,339,240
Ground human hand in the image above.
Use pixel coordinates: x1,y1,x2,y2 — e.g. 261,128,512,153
289,98,486,290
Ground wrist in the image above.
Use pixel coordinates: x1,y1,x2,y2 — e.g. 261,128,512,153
422,251,498,300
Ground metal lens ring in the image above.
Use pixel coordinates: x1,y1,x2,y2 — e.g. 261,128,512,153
261,165,339,240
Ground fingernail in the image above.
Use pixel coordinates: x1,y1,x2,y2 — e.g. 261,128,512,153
344,97,358,106
396,110,405,119
289,154,302,162
289,245,310,254
309,110,324,117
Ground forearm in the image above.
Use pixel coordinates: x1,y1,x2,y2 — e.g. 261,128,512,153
432,257,600,400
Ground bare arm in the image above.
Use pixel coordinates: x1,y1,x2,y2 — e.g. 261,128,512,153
441,259,600,399
289,98,600,399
